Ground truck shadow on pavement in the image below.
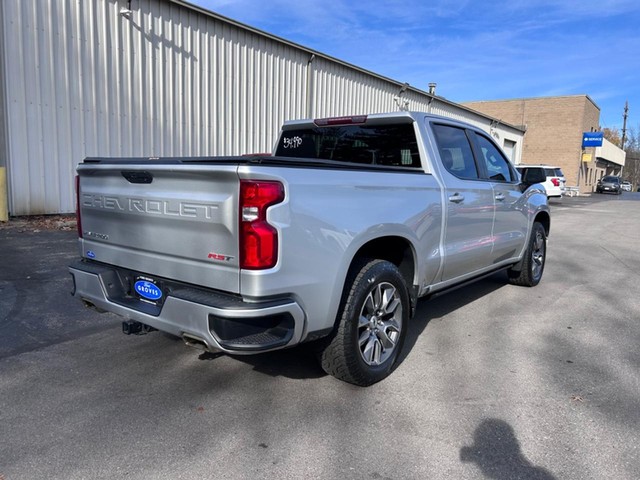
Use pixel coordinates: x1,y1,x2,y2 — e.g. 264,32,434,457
215,272,512,382
460,418,556,479
398,271,509,365
203,346,327,381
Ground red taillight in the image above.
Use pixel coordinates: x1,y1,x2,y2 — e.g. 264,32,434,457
551,178,560,187
239,180,285,269
75,175,83,238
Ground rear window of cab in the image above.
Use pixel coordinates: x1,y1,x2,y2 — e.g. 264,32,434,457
274,123,421,168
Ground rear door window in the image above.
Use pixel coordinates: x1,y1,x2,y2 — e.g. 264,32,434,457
431,124,479,179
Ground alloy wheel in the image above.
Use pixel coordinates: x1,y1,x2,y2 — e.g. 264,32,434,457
531,230,546,281
357,282,403,366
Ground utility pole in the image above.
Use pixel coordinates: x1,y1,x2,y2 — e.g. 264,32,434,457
621,101,629,150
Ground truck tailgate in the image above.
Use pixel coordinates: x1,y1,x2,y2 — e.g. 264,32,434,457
77,163,240,293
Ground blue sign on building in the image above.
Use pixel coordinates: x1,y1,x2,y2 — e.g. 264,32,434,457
582,132,603,148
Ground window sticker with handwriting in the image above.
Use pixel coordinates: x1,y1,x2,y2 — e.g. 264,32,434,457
283,136,303,149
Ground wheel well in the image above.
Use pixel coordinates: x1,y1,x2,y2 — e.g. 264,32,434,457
351,236,417,304
535,211,551,236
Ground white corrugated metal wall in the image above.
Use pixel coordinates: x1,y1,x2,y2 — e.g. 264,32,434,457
0,0,523,215
0,0,8,174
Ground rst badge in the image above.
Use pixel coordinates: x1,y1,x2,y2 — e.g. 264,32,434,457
208,252,234,262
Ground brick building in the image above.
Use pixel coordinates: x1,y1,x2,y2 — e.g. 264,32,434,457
464,95,625,194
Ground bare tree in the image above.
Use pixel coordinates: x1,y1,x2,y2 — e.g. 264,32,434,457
603,127,622,146
622,126,640,189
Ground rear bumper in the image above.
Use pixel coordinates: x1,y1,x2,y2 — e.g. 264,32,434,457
69,260,306,353
545,186,563,197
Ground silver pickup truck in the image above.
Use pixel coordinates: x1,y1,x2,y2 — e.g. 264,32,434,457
69,112,550,386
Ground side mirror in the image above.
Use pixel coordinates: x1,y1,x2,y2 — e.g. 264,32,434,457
521,167,546,186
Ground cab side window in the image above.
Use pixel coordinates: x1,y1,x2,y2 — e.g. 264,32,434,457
432,124,479,180
474,134,514,182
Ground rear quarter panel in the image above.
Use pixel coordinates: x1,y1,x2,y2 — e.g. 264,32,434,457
237,165,443,334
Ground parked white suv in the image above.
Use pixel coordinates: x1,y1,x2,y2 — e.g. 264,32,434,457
516,165,565,198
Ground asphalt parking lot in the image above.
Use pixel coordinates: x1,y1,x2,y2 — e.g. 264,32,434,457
1,193,640,479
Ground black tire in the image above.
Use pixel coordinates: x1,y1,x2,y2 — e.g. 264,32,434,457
319,259,409,386
508,222,546,287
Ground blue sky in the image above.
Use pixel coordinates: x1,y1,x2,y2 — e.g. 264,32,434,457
191,0,639,134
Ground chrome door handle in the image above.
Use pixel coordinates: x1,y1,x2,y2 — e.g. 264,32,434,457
448,193,464,203
495,193,505,201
